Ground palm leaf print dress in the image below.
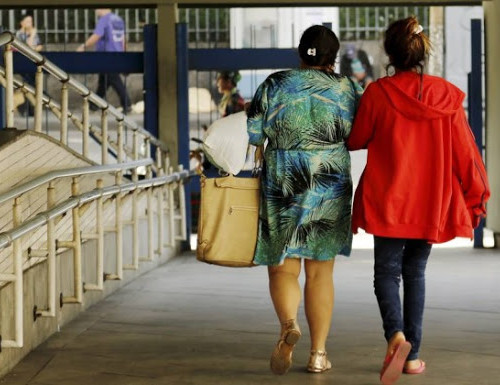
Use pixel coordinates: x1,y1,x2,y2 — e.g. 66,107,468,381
247,69,362,266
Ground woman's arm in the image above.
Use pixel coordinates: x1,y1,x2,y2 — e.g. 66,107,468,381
347,84,375,151
247,80,270,147
452,107,490,227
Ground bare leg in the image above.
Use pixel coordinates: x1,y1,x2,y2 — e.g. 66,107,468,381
304,259,335,351
268,258,302,328
268,258,302,375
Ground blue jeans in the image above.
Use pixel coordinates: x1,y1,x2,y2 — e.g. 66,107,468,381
374,236,432,360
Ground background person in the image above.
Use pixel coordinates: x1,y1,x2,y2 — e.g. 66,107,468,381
16,11,43,52
77,9,131,113
348,17,490,385
247,25,362,375
16,10,43,116
216,70,245,117
340,43,374,81
350,58,373,89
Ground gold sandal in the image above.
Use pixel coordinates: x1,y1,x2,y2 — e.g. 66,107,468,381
270,319,301,375
307,350,332,373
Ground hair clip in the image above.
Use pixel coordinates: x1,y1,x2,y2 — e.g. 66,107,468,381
307,48,317,57
414,25,424,35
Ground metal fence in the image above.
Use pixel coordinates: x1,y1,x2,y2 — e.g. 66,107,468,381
0,8,229,47
339,6,430,41
0,7,428,48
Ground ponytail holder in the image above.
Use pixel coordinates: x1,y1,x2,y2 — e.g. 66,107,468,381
307,48,317,57
414,25,424,35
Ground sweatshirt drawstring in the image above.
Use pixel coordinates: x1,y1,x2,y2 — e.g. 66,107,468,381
417,71,424,101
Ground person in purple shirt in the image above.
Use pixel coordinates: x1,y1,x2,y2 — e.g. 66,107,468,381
78,9,131,113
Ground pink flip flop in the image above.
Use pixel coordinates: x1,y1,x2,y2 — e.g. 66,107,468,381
380,341,412,385
403,360,426,375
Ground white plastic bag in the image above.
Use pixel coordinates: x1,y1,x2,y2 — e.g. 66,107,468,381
203,111,249,175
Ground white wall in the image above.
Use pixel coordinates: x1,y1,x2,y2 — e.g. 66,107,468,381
230,7,339,49
445,6,483,94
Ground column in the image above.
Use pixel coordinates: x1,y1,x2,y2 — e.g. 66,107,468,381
157,3,179,166
484,0,500,241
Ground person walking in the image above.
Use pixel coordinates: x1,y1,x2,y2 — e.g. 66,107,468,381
247,25,362,375
347,17,490,385
16,10,43,116
77,9,131,113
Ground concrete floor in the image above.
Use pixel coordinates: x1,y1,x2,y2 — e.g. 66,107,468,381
1,248,499,385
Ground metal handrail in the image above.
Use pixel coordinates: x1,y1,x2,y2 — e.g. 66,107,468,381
0,31,185,351
0,70,143,165
0,163,189,349
0,31,168,154
0,169,189,249
0,159,153,205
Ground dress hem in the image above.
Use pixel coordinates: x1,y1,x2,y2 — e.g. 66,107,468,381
253,250,351,267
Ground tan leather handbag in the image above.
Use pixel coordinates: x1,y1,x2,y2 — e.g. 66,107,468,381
196,148,263,267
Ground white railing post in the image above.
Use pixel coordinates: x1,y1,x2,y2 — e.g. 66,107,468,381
83,179,104,291
156,147,163,174
145,138,151,160
178,165,187,241
124,167,139,271
123,138,139,269
37,182,57,317
117,121,124,163
103,172,123,281
82,97,90,158
12,198,23,347
34,66,44,133
157,179,165,256
46,183,57,316
130,188,140,269
101,109,108,164
141,164,154,262
72,178,83,303
164,153,170,176
60,81,68,145
59,178,83,304
116,172,123,279
0,198,24,348
133,130,139,161
96,179,104,288
4,43,14,128
168,166,176,248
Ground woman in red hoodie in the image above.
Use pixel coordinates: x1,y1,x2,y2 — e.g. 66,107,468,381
348,17,490,385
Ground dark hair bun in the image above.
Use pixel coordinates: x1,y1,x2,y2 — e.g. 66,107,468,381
298,25,340,68
384,16,431,72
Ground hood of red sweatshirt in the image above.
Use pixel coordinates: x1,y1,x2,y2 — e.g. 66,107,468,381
377,71,465,121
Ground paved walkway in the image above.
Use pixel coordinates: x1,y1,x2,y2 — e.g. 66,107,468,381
1,248,499,385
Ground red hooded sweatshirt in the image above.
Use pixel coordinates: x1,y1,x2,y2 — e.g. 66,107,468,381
348,71,490,243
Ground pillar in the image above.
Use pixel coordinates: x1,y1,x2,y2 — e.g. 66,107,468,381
484,0,500,241
157,3,179,166
428,6,444,77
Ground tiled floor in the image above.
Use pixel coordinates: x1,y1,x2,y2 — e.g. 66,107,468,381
1,248,499,385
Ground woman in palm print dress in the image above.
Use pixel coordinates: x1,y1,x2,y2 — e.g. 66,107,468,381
247,25,362,375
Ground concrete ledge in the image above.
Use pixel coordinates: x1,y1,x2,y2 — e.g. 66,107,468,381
0,218,181,378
